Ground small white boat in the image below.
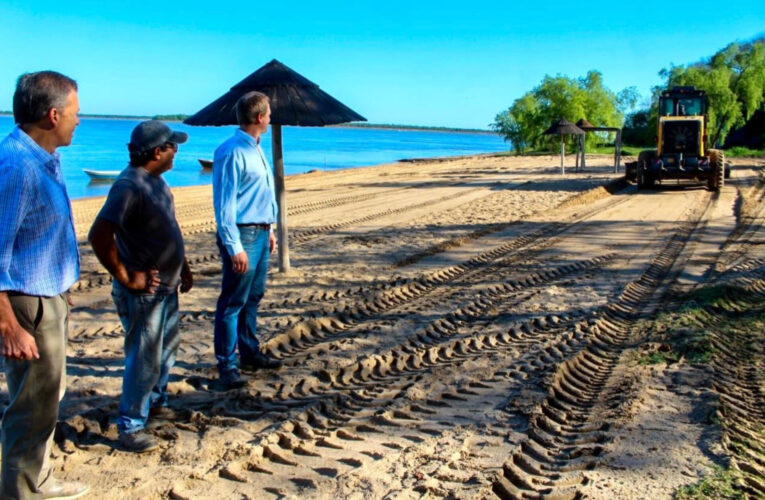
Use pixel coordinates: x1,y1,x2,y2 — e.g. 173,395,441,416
84,169,122,181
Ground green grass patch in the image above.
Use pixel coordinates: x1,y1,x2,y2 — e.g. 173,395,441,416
510,146,642,156
586,145,642,156
638,350,678,365
675,466,745,499
640,285,741,366
637,330,712,365
497,149,557,157
724,146,765,158
641,283,765,366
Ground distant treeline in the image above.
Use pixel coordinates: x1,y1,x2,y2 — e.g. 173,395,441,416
1,111,186,121
151,114,189,122
337,122,494,134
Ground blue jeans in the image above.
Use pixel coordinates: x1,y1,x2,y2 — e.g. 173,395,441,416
214,227,270,376
112,282,180,434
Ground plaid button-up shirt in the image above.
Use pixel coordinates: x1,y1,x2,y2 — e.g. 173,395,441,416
0,127,79,296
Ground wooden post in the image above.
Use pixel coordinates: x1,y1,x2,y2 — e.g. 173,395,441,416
575,138,580,172
614,129,622,173
561,136,565,175
580,134,586,170
271,124,290,272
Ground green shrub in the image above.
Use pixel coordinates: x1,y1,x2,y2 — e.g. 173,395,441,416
724,146,765,157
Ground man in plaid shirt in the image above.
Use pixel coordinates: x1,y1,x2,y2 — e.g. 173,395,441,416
0,71,88,499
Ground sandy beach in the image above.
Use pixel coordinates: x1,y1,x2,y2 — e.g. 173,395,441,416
3,152,765,499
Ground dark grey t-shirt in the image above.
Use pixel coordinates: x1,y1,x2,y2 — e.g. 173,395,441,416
97,166,185,294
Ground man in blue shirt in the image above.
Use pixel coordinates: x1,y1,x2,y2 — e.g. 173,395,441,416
89,120,192,453
213,91,282,390
0,71,88,499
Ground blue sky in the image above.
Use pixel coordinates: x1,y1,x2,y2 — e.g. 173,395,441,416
0,1,763,129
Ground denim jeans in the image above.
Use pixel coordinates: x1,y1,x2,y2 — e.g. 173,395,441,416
214,227,270,376
112,282,180,434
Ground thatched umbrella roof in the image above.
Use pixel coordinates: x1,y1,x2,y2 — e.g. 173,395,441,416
184,59,366,272
543,118,583,175
576,118,596,130
543,118,585,136
184,59,366,126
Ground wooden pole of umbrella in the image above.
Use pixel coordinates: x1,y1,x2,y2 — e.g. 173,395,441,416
271,125,290,270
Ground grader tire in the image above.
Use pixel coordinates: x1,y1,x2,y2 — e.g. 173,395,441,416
709,149,725,191
637,162,653,189
636,150,656,189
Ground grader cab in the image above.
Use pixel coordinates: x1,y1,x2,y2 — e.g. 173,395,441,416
627,86,728,190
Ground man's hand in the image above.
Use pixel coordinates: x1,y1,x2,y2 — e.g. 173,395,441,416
1,324,39,360
90,218,160,294
0,293,39,361
269,232,276,254
120,269,160,293
180,262,193,293
231,251,248,274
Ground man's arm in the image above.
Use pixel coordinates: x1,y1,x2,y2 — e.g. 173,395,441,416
0,160,38,359
88,217,159,293
0,161,29,293
213,149,248,273
180,258,193,293
0,292,38,360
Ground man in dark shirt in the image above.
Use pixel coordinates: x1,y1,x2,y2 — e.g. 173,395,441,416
89,120,193,453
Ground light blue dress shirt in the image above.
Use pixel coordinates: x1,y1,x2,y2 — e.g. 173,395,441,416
212,129,278,256
0,127,80,296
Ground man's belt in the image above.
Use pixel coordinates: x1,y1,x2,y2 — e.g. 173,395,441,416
236,223,271,230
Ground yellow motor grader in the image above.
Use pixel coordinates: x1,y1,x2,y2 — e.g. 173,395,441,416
626,86,728,190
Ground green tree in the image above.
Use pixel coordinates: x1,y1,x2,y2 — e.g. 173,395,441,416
491,93,540,154
493,70,626,152
659,39,765,146
621,109,653,146
616,86,640,115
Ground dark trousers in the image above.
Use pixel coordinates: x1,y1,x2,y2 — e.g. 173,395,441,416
1,294,67,500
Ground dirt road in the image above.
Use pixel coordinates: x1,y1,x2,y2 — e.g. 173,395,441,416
10,153,765,499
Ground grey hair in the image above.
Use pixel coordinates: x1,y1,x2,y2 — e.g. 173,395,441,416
13,71,78,125
235,91,269,126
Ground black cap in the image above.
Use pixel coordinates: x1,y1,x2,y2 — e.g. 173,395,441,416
128,120,188,152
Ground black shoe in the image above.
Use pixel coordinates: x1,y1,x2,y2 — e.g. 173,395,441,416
241,352,283,371
217,370,247,390
119,430,159,453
